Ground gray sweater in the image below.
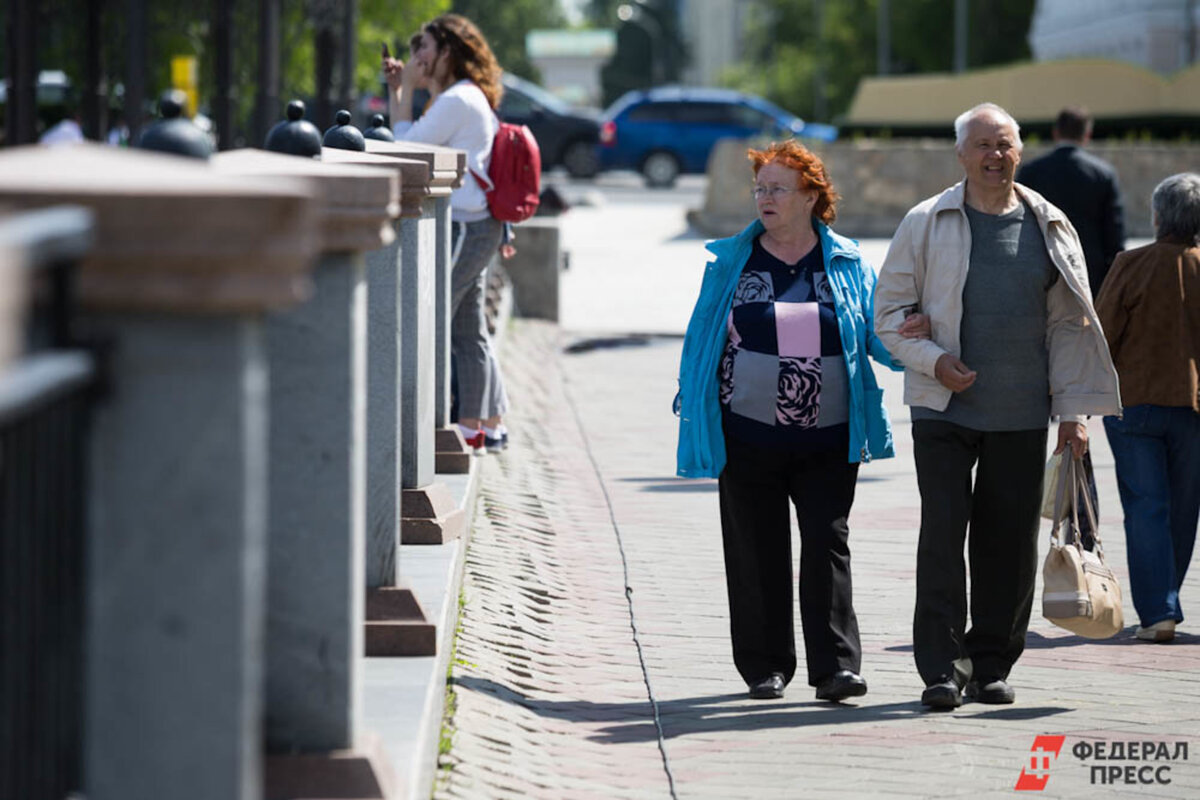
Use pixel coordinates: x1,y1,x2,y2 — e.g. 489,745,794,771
913,202,1058,430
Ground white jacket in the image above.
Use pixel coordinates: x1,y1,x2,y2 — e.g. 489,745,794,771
874,180,1121,420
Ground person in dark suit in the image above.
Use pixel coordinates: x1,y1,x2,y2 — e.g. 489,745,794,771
1017,106,1126,296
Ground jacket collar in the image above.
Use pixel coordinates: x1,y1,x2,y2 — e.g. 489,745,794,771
931,179,1068,225
706,217,856,261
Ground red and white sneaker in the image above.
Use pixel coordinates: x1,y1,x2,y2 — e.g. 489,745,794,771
458,425,486,455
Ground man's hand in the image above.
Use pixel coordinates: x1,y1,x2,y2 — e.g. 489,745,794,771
899,312,932,340
933,354,977,392
1055,421,1088,458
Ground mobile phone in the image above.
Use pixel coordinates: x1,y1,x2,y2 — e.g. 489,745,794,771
381,42,390,59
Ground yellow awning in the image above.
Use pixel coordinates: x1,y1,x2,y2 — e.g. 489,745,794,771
846,59,1200,127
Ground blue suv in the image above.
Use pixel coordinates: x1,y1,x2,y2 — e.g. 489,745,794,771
598,87,837,187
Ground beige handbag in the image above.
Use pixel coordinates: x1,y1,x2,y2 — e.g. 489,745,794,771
1042,452,1124,638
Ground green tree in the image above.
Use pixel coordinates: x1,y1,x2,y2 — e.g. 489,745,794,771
725,0,1035,123
278,0,447,109
586,0,622,27
353,0,448,97
450,0,567,82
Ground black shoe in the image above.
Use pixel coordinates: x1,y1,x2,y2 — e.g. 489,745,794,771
815,670,868,702
964,678,1015,704
748,673,785,700
921,680,963,709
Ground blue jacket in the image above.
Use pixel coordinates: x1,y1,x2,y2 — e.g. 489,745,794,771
676,218,901,478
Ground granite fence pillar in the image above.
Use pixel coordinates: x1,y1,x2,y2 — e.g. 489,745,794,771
0,143,319,800
319,146,442,657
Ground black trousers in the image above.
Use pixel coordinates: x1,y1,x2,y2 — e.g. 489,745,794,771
911,420,1047,687
718,434,861,687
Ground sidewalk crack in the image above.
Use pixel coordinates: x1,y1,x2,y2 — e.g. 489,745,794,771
562,368,680,800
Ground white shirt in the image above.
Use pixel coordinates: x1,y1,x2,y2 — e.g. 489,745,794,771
393,80,498,222
40,119,84,146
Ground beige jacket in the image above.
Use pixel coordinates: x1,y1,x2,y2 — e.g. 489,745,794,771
874,180,1121,420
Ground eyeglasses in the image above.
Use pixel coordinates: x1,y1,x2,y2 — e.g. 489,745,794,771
752,185,800,199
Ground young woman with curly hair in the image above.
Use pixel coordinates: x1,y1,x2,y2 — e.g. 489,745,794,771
383,13,509,453
676,140,927,702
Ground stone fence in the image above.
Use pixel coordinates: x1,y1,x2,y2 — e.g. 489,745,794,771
0,137,477,800
691,138,1200,240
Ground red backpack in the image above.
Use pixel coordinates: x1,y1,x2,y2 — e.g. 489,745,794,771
476,121,541,223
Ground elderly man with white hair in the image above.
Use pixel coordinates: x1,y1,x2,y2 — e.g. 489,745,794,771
874,102,1121,709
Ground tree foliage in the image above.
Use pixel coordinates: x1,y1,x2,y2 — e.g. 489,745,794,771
585,0,622,27
449,0,566,82
280,0,448,109
351,0,448,100
724,0,1035,123
7,0,450,144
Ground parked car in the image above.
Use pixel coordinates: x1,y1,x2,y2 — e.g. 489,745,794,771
598,86,838,187
499,73,601,179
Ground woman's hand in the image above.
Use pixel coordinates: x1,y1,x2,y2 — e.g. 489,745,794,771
899,312,931,340
382,56,405,91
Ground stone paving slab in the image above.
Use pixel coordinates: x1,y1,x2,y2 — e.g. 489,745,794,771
434,319,1200,799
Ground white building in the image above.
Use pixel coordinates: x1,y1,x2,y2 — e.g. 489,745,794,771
1029,0,1200,75
527,29,616,108
679,0,751,87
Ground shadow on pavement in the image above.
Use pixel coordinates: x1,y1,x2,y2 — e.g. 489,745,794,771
884,628,1199,654
959,706,1073,721
563,335,652,354
638,483,719,493
1025,629,1200,648
451,676,1067,744
618,477,717,493
592,700,1072,743
667,224,710,243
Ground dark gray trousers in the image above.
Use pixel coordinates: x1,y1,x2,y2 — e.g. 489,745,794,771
450,217,506,420
911,420,1047,687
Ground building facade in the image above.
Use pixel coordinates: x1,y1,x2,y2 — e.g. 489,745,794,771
678,0,750,87
1029,0,1199,75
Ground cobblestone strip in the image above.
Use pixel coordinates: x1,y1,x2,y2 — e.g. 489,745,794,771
434,321,672,800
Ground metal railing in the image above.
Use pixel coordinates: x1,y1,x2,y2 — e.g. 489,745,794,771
0,207,95,800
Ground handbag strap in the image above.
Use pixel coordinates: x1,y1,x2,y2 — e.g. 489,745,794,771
1074,453,1104,555
1049,450,1073,544
1050,451,1106,554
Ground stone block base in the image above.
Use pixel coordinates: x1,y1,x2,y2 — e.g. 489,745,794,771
364,585,436,656
435,426,467,452
435,450,471,473
506,218,561,321
265,735,396,799
434,426,471,473
401,482,465,544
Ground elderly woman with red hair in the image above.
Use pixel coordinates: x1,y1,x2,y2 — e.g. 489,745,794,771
676,141,920,702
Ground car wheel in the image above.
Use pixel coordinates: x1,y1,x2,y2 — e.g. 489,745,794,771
641,151,680,188
562,140,599,179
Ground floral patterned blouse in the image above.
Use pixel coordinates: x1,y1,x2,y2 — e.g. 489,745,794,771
718,238,849,451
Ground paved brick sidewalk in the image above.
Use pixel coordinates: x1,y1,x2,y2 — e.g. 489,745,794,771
435,319,1200,799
